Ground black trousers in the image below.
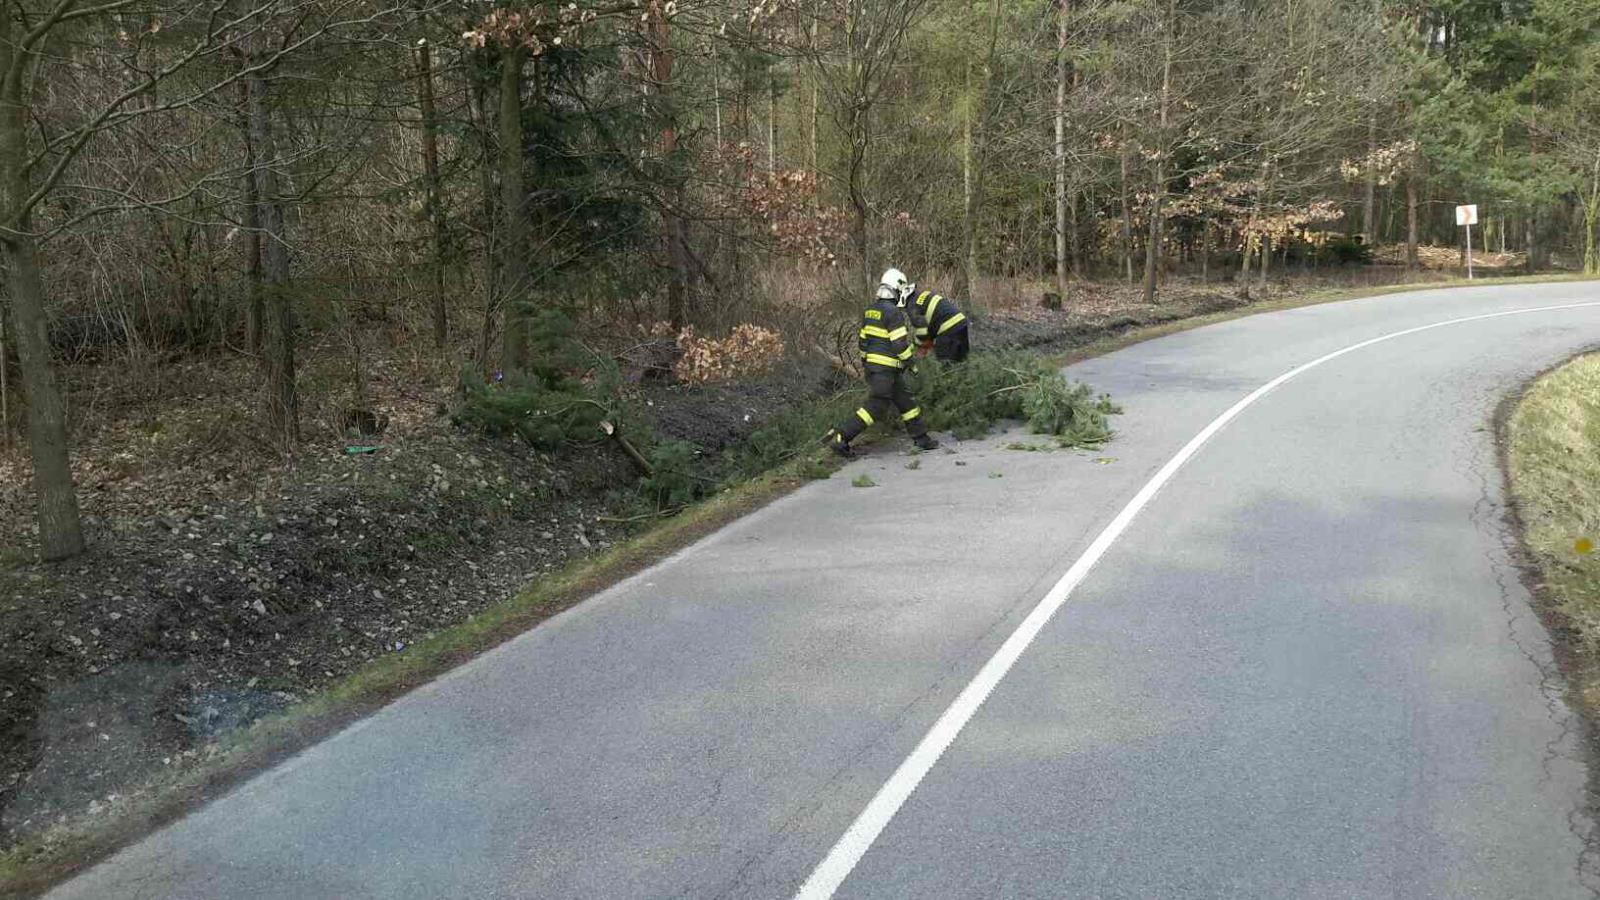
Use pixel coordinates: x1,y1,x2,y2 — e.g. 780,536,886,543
837,369,928,442
933,326,969,363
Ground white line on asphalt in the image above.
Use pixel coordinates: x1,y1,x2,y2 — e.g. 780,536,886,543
793,299,1600,899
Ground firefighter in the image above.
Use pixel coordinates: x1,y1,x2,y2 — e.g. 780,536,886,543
825,268,940,458
905,282,970,363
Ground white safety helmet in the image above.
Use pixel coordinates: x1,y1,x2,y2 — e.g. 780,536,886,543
878,267,913,304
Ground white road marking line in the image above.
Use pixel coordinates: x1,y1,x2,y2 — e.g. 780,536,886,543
793,299,1600,900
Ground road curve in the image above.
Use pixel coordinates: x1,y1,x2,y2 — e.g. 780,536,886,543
47,281,1600,899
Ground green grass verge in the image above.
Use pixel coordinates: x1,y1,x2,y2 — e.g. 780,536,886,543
1506,352,1600,651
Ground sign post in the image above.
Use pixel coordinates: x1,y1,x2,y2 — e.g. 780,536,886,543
1456,204,1478,280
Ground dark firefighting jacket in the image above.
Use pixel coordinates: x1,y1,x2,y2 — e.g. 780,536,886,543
907,290,969,342
858,297,916,371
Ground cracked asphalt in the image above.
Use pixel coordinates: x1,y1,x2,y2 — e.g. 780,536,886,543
47,281,1600,899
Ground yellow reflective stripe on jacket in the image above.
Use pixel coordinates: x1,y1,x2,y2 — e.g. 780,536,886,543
924,294,943,322
860,325,893,339
896,344,915,359
936,311,967,335
914,326,930,338
901,407,922,421
856,408,875,425
886,325,908,340
864,353,904,368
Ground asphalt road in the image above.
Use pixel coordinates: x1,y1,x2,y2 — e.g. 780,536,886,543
48,281,1600,899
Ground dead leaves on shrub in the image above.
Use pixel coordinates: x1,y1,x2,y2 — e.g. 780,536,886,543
672,324,786,385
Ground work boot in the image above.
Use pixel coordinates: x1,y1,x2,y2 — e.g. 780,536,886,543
824,430,856,459
913,434,941,452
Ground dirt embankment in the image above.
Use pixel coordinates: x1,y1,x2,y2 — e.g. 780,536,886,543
0,342,854,853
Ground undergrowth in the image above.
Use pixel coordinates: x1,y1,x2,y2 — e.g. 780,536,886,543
456,325,1118,515
454,309,634,451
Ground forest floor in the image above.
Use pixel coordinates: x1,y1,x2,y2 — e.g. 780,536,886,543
0,261,1526,873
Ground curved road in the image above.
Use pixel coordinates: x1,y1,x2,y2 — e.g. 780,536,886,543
47,282,1600,899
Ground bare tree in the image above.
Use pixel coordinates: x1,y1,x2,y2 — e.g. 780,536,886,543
799,0,932,288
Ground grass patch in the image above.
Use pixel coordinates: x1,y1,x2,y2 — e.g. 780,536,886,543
851,474,877,488
1506,351,1600,648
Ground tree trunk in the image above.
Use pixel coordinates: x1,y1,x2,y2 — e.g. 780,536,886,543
1143,6,1172,306
850,142,871,290
1584,153,1599,275
242,157,264,354
3,234,85,559
808,78,818,185
1362,114,1377,244
1585,207,1598,276
0,303,9,451
1119,145,1134,284
957,64,974,298
1260,174,1273,291
417,40,448,348
468,67,499,375
767,71,776,177
1053,0,1070,300
807,0,820,187
1069,191,1083,279
647,0,692,328
1524,211,1538,273
0,11,86,559
498,47,532,375
957,0,1000,300
1405,173,1419,272
1238,226,1256,299
247,67,298,445
846,37,873,291
237,78,264,354
1142,189,1161,304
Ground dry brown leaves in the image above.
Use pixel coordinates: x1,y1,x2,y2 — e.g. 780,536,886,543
672,324,786,385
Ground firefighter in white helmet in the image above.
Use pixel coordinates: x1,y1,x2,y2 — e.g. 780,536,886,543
824,268,939,457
